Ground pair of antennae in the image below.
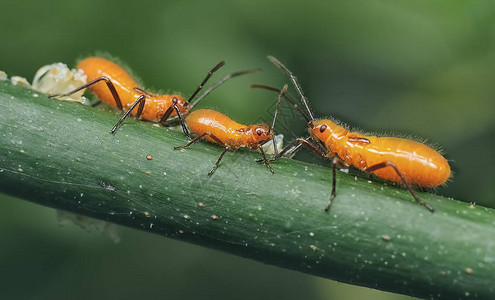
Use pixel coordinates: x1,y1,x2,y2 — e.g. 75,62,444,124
172,57,309,154
250,84,310,124
262,84,289,155
187,61,225,103
251,56,314,125
267,56,315,122
160,63,260,126
186,62,261,111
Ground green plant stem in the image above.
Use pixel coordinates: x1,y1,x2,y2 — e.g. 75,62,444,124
1,81,494,299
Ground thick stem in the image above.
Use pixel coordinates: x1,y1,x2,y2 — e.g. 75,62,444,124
0,82,493,299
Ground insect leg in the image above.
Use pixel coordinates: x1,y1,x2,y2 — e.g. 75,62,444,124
173,132,229,176
255,138,300,163
280,138,327,159
159,98,192,139
49,77,124,110
257,145,275,174
325,157,348,212
208,148,229,176
110,95,146,134
365,161,435,213
174,132,224,149
256,137,327,162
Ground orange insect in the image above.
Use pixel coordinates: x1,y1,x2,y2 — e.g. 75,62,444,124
49,57,256,133
174,85,288,175
252,56,451,212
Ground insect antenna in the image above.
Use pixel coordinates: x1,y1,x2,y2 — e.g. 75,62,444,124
188,68,261,110
268,84,288,135
267,56,315,122
250,84,310,123
266,84,288,156
187,61,225,103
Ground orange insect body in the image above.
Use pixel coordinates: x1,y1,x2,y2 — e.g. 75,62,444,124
186,109,272,149
258,56,452,212
77,57,187,121
175,85,288,175
53,56,259,136
310,119,451,187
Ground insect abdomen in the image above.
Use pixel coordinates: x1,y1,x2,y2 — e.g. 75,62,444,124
186,109,244,145
360,137,451,187
77,57,138,109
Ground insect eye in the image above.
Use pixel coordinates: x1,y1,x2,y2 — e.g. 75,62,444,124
256,129,263,136
319,125,327,133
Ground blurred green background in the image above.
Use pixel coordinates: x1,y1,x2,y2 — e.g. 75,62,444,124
1,0,493,299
